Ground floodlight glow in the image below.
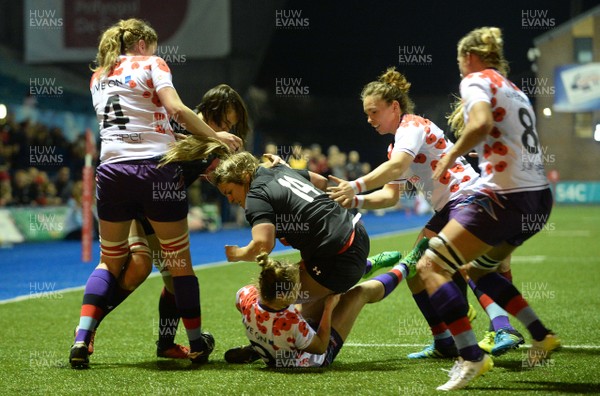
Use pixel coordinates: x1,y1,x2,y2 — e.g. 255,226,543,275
542,107,552,117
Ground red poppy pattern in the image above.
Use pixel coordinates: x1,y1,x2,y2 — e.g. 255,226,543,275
389,113,480,211
413,153,426,163
459,67,547,190
235,285,322,367
90,54,177,163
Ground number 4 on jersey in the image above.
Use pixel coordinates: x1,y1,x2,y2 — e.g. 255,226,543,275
103,94,130,130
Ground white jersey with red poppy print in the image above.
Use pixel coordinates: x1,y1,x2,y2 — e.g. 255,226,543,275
91,55,175,164
460,69,549,193
389,114,479,211
236,285,326,368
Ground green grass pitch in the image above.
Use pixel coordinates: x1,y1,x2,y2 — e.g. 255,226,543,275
1,205,599,395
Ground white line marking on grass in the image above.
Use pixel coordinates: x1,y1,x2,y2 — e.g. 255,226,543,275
511,255,546,263
345,343,600,350
0,286,85,304
546,230,591,237
510,256,600,263
0,228,422,305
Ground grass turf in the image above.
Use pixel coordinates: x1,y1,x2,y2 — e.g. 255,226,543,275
1,205,599,395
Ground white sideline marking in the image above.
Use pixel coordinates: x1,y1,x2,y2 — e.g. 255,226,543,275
0,228,422,305
345,343,600,350
511,256,600,263
511,255,546,263
546,230,591,237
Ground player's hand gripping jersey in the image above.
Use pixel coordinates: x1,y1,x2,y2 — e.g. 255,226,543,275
460,69,549,193
91,55,175,164
389,114,479,211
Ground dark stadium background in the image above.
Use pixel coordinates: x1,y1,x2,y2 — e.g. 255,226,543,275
1,0,598,166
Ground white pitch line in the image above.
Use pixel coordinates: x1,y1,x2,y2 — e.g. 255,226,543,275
345,343,600,350
511,255,546,263
510,256,600,263
546,230,591,237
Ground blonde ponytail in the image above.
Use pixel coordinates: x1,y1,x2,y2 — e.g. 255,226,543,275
447,97,466,138
92,18,158,77
457,27,509,76
160,136,230,166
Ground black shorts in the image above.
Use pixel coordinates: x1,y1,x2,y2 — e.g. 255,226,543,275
304,222,370,293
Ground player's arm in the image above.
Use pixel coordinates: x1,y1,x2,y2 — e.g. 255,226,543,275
157,87,241,152
302,294,340,354
261,153,289,168
327,151,412,208
360,183,401,209
433,101,492,180
309,172,328,191
225,222,275,262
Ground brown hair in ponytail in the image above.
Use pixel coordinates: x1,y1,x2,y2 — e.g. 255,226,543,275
361,67,415,114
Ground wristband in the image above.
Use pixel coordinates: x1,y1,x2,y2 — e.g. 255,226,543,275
350,177,367,194
352,195,365,209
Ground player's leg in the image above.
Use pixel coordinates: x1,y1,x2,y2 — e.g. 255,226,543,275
78,220,152,356
70,219,131,368
153,234,190,359
118,220,153,290
417,220,495,390
467,256,524,355
333,249,419,341
296,264,336,324
406,229,459,359
297,223,370,319
144,161,213,363
149,217,213,363
498,256,512,281
102,220,152,318
467,245,559,365
362,250,401,279
312,245,418,367
123,216,188,359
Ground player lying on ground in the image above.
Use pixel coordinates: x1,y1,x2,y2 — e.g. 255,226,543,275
234,244,424,368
